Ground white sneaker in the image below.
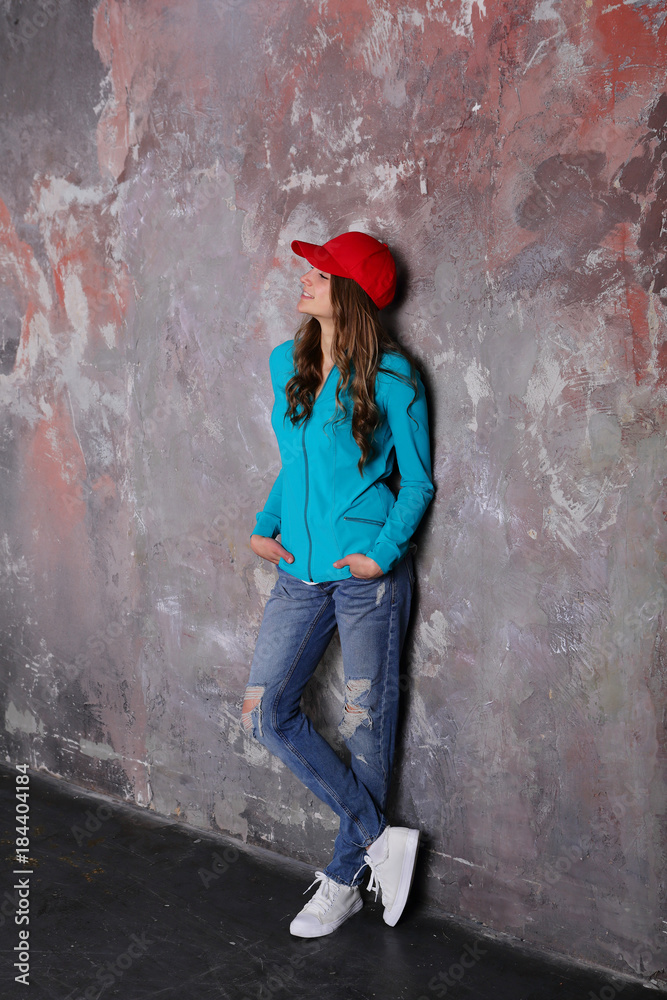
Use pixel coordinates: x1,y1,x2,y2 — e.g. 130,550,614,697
289,871,363,938
363,826,420,926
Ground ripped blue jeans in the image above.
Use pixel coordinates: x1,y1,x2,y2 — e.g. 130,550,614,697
242,549,414,886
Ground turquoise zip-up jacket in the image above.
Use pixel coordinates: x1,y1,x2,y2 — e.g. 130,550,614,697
251,339,434,582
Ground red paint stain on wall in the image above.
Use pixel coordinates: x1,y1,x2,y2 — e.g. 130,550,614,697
21,389,96,634
625,283,652,386
590,2,667,117
0,197,48,375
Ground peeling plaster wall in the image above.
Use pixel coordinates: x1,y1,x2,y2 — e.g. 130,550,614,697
1,0,666,980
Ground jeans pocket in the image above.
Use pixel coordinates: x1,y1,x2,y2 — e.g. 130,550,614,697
347,572,387,584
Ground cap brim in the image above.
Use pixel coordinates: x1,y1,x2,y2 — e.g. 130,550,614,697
291,240,350,279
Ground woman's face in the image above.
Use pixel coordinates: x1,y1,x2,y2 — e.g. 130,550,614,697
297,268,334,325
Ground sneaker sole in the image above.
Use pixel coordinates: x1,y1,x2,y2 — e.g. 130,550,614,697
289,896,363,938
383,829,420,927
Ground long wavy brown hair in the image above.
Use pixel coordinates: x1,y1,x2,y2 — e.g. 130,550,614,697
284,274,420,474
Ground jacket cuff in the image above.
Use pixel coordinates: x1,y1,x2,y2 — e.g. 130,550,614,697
251,512,281,540
365,539,404,576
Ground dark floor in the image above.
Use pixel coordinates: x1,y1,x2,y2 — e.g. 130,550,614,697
0,764,661,1000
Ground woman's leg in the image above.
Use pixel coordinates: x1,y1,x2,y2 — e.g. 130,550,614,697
242,568,385,881
324,549,414,885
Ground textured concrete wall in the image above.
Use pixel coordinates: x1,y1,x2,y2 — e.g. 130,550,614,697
1,0,666,981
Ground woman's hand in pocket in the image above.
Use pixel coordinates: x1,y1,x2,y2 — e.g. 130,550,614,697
250,535,294,565
333,553,383,578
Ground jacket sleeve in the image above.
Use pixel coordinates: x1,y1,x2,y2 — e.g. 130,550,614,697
250,468,283,540
249,340,293,541
364,355,435,574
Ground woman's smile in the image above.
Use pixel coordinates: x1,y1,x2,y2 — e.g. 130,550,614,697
297,268,333,322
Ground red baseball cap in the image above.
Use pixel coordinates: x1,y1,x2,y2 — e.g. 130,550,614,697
291,231,397,310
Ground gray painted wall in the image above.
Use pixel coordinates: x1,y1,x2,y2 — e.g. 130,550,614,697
1,0,665,981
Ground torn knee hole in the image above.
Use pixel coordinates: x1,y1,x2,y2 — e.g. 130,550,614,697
340,702,371,738
242,685,264,734
339,678,372,737
345,677,371,701
343,701,370,724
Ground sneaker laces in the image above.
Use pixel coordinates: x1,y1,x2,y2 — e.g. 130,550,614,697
366,862,381,902
301,871,340,917
353,856,382,902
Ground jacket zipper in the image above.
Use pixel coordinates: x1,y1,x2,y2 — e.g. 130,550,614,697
302,424,314,581
343,515,385,525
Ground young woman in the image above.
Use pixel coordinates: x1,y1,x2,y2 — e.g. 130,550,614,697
244,231,434,937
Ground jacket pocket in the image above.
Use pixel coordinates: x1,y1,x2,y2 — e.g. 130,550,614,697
343,515,385,526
